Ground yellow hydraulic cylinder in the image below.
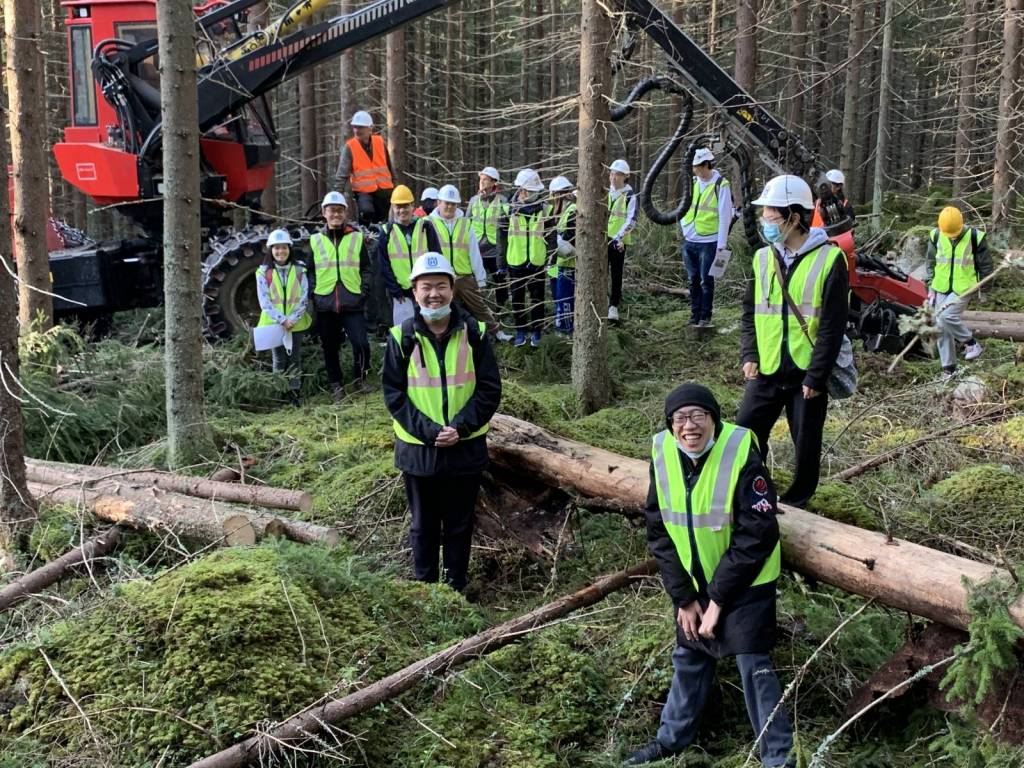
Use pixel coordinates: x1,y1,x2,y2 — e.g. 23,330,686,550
218,0,333,62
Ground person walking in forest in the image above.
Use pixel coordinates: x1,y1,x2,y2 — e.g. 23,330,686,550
500,168,552,347
607,159,637,321
680,148,733,327
310,191,373,400
468,167,513,341
335,110,396,226
736,175,849,508
382,252,502,593
626,383,794,767
925,205,992,381
377,185,419,327
256,229,310,406
548,175,577,335
411,184,495,333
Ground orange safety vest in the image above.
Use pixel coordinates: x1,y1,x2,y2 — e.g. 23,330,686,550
347,135,394,194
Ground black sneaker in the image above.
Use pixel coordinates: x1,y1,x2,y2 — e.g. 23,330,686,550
624,740,676,765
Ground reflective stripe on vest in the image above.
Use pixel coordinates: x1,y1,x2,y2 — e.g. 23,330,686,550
257,265,311,332
389,321,490,445
311,231,363,296
681,178,724,236
469,195,505,245
347,135,394,194
931,227,982,295
507,209,547,267
752,243,843,374
556,202,577,268
387,223,415,290
411,217,473,276
651,424,781,592
608,191,633,244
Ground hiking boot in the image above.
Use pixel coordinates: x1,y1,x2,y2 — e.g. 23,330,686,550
530,330,542,348
513,331,527,347
963,340,983,360
608,305,620,321
938,367,958,383
623,740,676,765
495,330,514,343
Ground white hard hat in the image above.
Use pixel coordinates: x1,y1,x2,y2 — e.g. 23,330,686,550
514,168,545,193
437,184,462,204
409,252,456,282
692,148,715,166
608,159,631,175
825,169,845,185
420,187,439,201
549,175,574,194
350,110,373,127
752,175,814,211
322,191,347,209
479,166,500,182
266,229,293,248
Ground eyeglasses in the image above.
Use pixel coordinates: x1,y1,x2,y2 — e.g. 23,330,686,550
672,409,709,426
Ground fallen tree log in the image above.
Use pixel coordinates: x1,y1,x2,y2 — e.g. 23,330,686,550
25,458,312,513
29,483,339,548
962,310,1024,324
964,317,1024,342
0,527,122,612
186,558,657,768
486,414,1024,632
644,282,690,298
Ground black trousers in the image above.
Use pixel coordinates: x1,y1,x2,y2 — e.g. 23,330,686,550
608,243,626,307
317,309,370,386
356,190,392,226
404,471,482,592
736,376,829,507
509,264,545,332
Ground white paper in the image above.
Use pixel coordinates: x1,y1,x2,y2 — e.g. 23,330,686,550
707,249,732,279
253,324,286,351
282,330,293,354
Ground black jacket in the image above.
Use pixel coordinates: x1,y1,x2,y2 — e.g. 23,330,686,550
382,305,502,476
645,438,780,657
310,226,372,313
376,220,417,301
740,240,850,392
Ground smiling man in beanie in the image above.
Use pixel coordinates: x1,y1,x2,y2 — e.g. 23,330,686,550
625,383,794,767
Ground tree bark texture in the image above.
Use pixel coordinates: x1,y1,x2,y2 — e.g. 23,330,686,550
573,0,614,414
157,0,215,469
186,558,657,768
299,63,319,213
787,0,809,135
484,414,1024,635
870,0,895,232
0,527,121,612
952,0,981,202
734,0,758,94
3,0,53,329
386,27,408,179
991,0,1023,236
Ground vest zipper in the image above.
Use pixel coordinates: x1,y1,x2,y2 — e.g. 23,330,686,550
684,466,708,594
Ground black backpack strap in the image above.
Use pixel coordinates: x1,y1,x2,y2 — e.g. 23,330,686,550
971,227,978,256
399,317,418,360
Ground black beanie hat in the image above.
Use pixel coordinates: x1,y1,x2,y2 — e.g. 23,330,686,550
664,383,721,427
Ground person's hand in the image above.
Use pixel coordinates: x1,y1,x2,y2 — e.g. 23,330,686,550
742,361,759,380
282,320,295,331
927,290,937,306
802,385,822,399
698,600,722,639
434,426,460,448
615,239,625,253
676,601,704,643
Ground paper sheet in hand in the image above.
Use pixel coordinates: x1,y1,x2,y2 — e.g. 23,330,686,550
253,324,285,351
707,249,732,279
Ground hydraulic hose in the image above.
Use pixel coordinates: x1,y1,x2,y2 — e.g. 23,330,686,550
638,96,696,225
609,74,686,122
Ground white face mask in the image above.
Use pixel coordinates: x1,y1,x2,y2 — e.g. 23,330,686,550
677,435,715,460
419,303,452,322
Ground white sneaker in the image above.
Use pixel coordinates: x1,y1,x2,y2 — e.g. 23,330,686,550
963,341,983,361
495,330,514,342
939,368,958,383
608,305,620,321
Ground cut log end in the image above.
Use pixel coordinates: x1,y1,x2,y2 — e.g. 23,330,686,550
222,515,257,547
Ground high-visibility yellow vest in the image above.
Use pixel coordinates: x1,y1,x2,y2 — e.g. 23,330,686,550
386,222,416,290
930,227,984,295
347,135,394,194
681,177,728,237
506,209,547,268
257,264,311,332
608,190,633,245
310,231,363,296
752,243,844,375
469,195,506,245
389,321,490,445
651,424,781,593
412,216,473,276
555,202,577,270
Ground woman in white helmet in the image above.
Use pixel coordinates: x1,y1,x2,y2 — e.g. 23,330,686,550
606,158,638,321
736,174,849,508
256,229,311,405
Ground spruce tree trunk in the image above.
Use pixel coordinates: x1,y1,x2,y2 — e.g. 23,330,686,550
735,0,758,94
338,0,354,168
953,0,981,202
386,27,408,178
299,63,319,213
870,0,895,232
787,0,809,134
0,103,36,569
158,0,215,469
991,0,1023,238
839,0,865,183
573,0,613,414
3,0,53,330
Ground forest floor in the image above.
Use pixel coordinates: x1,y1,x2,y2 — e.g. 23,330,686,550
2,216,1024,767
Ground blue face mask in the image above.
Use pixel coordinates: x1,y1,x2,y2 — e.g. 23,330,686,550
419,304,452,322
677,435,715,461
760,221,785,244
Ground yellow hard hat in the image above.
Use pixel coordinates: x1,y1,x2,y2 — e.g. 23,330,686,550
938,206,964,238
390,185,415,205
